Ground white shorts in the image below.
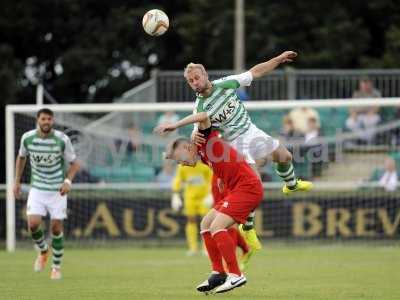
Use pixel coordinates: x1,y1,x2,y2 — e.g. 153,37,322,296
229,123,280,164
27,188,67,220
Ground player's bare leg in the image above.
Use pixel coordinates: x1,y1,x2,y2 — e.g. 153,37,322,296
50,219,64,280
28,215,49,272
270,145,313,195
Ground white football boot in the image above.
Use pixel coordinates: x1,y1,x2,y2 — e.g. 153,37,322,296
214,273,246,293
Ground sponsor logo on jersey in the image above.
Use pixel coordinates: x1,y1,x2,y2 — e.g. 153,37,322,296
31,153,59,165
213,98,238,123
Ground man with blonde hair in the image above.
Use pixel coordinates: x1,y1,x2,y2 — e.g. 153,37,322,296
156,51,313,253
184,63,207,77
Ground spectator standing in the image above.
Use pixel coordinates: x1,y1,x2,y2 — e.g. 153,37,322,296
346,78,381,144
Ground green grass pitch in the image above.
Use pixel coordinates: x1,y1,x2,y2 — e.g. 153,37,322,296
1,245,399,300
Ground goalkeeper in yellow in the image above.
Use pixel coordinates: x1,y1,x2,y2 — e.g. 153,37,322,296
171,161,213,255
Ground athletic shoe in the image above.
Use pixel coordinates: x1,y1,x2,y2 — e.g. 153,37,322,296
34,250,49,272
196,272,227,292
50,267,62,280
283,179,313,195
239,249,255,271
239,225,262,251
214,273,247,294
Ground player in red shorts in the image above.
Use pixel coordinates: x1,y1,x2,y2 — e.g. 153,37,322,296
163,124,263,294
211,174,253,271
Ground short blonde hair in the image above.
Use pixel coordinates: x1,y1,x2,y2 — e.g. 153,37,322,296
183,63,207,78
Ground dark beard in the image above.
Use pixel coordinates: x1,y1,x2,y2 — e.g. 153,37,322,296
39,125,52,134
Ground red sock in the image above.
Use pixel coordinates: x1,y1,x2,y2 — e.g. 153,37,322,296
227,227,238,245
228,227,249,254
201,231,224,273
213,230,241,276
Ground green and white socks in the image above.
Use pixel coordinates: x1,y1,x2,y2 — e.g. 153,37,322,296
275,162,297,189
51,232,64,269
31,228,64,269
241,163,297,231
242,163,297,231
242,211,256,231
31,228,49,253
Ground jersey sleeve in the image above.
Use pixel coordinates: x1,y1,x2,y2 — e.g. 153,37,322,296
172,165,184,192
226,71,253,87
63,135,77,163
18,134,28,157
213,71,253,89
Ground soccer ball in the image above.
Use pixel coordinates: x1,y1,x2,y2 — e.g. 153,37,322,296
142,9,169,36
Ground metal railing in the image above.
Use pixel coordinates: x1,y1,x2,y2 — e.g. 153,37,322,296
153,69,400,102
118,77,157,103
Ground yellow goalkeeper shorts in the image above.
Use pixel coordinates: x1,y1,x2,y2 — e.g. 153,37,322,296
183,196,209,217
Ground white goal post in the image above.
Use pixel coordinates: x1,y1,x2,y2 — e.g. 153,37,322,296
5,97,400,252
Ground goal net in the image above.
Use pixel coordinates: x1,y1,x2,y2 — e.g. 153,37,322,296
5,98,400,251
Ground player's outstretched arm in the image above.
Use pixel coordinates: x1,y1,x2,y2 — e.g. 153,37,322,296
154,112,209,135
249,51,297,79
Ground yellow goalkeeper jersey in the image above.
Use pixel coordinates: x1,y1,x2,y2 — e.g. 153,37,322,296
172,161,212,201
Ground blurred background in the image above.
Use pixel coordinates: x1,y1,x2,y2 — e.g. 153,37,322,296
2,0,400,178
1,0,400,247
1,3,400,299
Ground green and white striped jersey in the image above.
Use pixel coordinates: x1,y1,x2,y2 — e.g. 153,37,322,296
193,71,253,141
18,129,77,191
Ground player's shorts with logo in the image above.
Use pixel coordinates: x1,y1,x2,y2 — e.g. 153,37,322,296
213,181,263,224
26,187,67,219
229,123,280,164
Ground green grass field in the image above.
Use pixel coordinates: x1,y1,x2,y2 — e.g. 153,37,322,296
1,245,399,300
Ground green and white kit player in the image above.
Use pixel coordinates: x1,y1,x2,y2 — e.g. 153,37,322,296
13,108,81,280
155,51,313,255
